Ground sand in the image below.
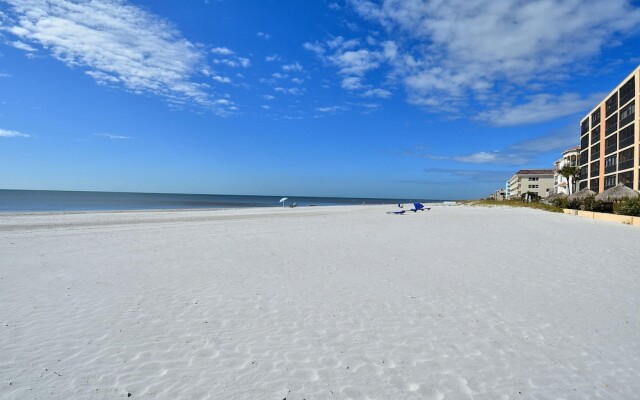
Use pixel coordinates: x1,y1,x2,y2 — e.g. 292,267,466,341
1,204,638,399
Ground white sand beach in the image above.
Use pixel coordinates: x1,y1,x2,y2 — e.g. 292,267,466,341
1,204,639,400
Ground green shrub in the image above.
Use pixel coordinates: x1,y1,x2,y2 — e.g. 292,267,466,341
614,197,640,216
580,195,613,213
566,198,581,210
551,197,568,209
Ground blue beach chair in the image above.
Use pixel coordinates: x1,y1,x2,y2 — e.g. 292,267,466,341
409,202,431,212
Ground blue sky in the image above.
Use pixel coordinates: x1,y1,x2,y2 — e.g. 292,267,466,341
1,0,640,200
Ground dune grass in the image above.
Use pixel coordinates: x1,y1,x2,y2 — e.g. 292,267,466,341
462,199,564,213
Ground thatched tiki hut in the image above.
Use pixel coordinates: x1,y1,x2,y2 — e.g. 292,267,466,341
544,192,567,203
594,183,640,202
567,188,595,201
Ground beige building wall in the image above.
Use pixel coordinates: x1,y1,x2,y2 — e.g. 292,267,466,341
507,170,554,199
579,65,639,192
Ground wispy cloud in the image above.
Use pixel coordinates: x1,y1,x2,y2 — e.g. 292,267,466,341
282,62,303,72
212,75,232,84
265,54,281,62
340,0,640,121
274,87,303,95
0,73,11,78
257,32,272,40
421,167,512,183
408,124,579,166
211,47,234,55
212,57,250,68
0,128,30,138
0,0,234,113
304,36,394,97
94,133,132,140
316,105,346,113
476,92,607,126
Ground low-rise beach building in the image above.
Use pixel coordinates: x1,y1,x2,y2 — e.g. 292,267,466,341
553,146,580,195
507,169,554,200
578,65,639,192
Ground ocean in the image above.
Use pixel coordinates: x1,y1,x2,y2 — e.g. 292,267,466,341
0,190,437,212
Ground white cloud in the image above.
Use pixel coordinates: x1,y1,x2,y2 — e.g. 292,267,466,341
0,0,233,112
257,32,271,40
291,77,304,84
362,88,391,98
305,36,394,97
274,87,302,95
213,57,251,68
0,128,30,138
11,41,36,52
303,42,325,57
272,72,288,79
414,124,581,166
0,73,11,78
477,92,606,126
211,47,234,55
452,151,529,165
94,133,131,140
265,54,281,62
212,75,232,84
282,62,303,72
349,0,640,115
262,94,276,100
316,105,345,113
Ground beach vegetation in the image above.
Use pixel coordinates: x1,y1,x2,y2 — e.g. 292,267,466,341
580,195,613,213
465,199,564,213
613,197,640,216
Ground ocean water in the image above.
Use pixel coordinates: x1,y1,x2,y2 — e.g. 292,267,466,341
0,190,437,212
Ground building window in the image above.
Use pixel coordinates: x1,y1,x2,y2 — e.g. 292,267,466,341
618,147,634,170
591,126,601,144
590,160,601,176
581,118,590,135
581,135,589,150
604,155,616,174
619,101,635,128
580,150,589,166
619,76,635,106
590,178,599,192
605,114,618,135
619,124,634,149
605,134,617,155
579,180,588,190
604,175,616,190
580,165,588,179
618,171,633,188
528,177,539,181
606,93,618,117
528,184,539,188
590,143,600,161
591,109,601,126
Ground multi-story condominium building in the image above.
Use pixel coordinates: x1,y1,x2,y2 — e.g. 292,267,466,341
578,65,639,192
507,169,554,199
553,146,580,195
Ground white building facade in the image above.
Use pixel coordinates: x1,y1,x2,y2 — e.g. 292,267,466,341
553,146,580,195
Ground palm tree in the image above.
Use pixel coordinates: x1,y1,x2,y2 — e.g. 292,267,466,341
559,165,580,195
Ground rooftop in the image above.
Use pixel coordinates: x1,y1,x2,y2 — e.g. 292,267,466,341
562,145,581,154
515,169,554,175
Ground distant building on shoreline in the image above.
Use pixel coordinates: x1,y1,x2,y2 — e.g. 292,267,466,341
553,146,581,195
507,169,554,200
578,65,639,192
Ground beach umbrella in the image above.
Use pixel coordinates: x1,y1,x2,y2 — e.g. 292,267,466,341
595,183,639,202
567,188,595,201
279,197,288,208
